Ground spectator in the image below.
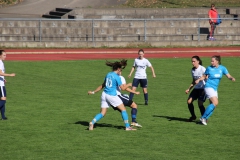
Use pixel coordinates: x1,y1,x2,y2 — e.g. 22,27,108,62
208,4,218,41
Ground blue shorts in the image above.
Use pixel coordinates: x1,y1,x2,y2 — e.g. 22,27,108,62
132,78,148,88
0,86,6,98
189,88,206,102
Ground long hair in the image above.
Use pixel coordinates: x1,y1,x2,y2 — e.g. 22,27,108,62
212,55,221,64
105,59,127,71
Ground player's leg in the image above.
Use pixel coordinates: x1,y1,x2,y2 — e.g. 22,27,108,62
0,86,7,120
197,89,206,116
200,88,218,125
140,79,148,105
89,92,109,130
129,78,139,100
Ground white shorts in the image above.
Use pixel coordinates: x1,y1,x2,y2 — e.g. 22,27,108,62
204,87,218,99
101,92,123,108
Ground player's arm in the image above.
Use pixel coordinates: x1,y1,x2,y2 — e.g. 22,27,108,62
185,78,195,94
195,74,207,84
125,87,140,95
0,69,15,77
88,82,105,95
150,66,156,78
225,73,235,82
128,66,135,78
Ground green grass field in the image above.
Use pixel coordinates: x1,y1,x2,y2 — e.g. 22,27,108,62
0,57,239,160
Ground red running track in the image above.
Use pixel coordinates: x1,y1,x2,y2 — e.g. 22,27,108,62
4,47,240,61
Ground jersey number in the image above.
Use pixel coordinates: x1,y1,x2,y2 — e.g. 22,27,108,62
106,78,113,87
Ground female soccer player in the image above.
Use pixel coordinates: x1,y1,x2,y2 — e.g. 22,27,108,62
0,50,15,120
195,55,235,125
88,59,136,131
185,56,206,122
128,49,156,105
88,70,142,128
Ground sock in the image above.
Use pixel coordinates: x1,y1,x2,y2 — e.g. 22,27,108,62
188,103,196,118
91,113,104,124
131,108,137,123
202,104,215,119
199,105,205,116
144,93,148,103
129,92,134,100
0,100,6,119
121,110,130,128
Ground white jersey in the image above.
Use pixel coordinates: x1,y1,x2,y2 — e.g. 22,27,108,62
191,65,206,89
133,58,152,79
117,75,126,95
0,60,5,86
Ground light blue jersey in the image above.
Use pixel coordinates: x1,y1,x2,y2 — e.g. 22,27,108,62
204,65,229,91
104,72,122,96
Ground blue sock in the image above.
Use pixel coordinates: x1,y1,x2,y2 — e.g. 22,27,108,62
131,108,137,123
121,110,130,128
144,93,148,102
129,93,134,100
202,104,215,119
91,113,104,124
0,100,6,119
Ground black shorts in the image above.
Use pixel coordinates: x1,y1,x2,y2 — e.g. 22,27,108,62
0,86,6,97
111,94,133,112
189,88,206,102
132,78,148,88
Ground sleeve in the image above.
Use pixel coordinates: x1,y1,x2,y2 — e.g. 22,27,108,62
202,66,206,74
116,75,122,86
133,59,136,67
204,66,210,75
146,59,152,67
120,76,126,84
222,66,229,75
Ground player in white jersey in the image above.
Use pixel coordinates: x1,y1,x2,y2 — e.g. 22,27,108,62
0,50,15,120
128,49,156,105
88,59,136,131
185,56,206,122
195,55,235,125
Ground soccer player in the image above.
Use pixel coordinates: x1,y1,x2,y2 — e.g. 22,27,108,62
128,49,156,105
88,70,142,128
0,50,16,120
88,59,136,131
185,56,206,122
195,55,235,125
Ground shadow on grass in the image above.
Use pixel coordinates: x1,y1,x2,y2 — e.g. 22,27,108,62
74,121,125,130
153,115,190,122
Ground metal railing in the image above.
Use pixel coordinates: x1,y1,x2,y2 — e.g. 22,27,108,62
0,17,239,43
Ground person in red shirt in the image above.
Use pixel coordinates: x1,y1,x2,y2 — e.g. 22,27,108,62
208,4,218,41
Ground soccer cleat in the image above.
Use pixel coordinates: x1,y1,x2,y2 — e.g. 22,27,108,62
131,122,142,128
208,37,213,41
125,127,137,131
1,117,7,120
212,37,216,41
200,118,207,125
188,116,196,122
89,122,94,130
145,101,148,105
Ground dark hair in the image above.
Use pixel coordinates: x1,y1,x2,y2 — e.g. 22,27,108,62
192,55,203,65
138,49,144,54
0,50,5,55
212,55,221,64
105,59,127,71
211,4,215,7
